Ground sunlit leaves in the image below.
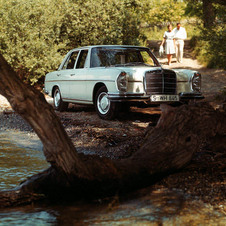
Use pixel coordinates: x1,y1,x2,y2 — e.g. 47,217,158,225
0,0,146,84
185,0,226,69
148,0,186,26
0,0,66,84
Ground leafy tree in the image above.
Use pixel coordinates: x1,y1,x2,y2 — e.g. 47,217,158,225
193,24,226,69
0,0,67,84
148,0,186,27
59,0,149,47
185,0,226,69
185,0,226,28
0,0,147,84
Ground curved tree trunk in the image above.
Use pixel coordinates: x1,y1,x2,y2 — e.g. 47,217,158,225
0,54,226,207
0,55,90,179
203,0,215,28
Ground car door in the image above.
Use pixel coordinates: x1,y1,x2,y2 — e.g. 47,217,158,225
58,50,79,99
68,49,90,103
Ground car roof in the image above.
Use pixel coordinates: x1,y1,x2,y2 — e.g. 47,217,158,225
70,45,149,52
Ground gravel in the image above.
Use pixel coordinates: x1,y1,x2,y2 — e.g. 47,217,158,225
0,95,33,132
0,113,33,132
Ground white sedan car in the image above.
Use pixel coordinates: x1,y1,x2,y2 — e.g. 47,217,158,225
44,45,203,119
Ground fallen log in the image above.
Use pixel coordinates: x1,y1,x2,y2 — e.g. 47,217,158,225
0,54,226,207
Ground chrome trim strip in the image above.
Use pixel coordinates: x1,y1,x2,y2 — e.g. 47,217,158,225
179,92,204,99
108,93,150,102
62,98,93,103
45,79,115,82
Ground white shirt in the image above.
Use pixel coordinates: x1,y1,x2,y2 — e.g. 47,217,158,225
173,27,187,40
163,31,175,40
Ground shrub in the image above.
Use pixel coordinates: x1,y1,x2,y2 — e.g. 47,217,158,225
192,25,226,69
0,0,147,85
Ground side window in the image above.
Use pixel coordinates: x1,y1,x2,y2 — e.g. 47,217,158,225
62,51,79,70
76,50,88,69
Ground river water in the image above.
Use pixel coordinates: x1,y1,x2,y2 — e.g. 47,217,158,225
0,130,226,225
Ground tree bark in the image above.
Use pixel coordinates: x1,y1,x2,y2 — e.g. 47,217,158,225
0,54,226,207
202,0,215,28
0,54,90,179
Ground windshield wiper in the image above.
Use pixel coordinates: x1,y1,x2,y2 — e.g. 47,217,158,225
112,62,146,67
107,62,156,67
124,62,144,66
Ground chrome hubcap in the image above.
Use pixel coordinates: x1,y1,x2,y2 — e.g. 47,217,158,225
98,92,110,114
54,90,61,107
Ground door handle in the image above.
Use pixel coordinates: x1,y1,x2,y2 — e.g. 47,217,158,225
70,74,75,76
57,74,60,76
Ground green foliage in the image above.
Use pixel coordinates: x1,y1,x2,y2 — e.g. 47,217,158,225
184,0,226,69
0,0,67,84
142,0,187,42
214,3,226,24
0,0,147,84
143,22,200,41
148,0,186,26
188,0,226,70
61,0,148,48
184,0,203,19
1,0,225,83
185,0,226,26
192,25,226,69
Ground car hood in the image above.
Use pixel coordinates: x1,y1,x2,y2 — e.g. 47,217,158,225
172,69,197,82
115,66,162,82
108,66,197,83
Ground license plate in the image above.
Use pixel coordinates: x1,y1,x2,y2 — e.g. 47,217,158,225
150,95,179,102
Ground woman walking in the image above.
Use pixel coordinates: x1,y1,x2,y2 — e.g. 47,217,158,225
160,24,175,65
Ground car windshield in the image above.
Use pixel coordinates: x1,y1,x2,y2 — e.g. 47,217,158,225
90,47,160,68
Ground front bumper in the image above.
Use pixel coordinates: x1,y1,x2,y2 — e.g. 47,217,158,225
108,92,204,103
108,93,150,102
179,92,204,100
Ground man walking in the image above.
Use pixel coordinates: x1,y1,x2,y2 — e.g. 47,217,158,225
173,22,187,63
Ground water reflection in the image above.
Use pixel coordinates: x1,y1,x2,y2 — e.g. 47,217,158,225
0,209,56,226
0,131,48,190
0,130,225,225
2,190,225,225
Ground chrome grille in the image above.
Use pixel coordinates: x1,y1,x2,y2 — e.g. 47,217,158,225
145,69,177,95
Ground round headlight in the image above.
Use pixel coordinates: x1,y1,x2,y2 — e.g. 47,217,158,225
192,72,201,92
117,72,128,92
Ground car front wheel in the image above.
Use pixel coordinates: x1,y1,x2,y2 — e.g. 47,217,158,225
53,87,68,112
95,86,119,120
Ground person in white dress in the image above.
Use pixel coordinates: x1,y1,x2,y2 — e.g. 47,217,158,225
173,22,187,63
160,24,175,65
